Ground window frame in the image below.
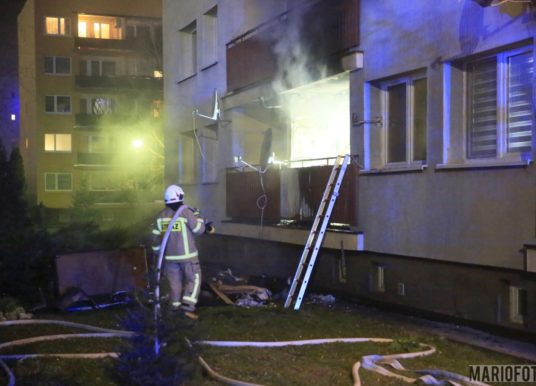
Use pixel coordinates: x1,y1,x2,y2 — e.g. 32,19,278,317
79,96,116,115
45,16,71,36
44,172,72,192
45,95,72,114
79,58,117,77
44,56,71,75
464,46,533,163
178,20,198,80
380,72,428,169
200,6,218,69
44,133,72,153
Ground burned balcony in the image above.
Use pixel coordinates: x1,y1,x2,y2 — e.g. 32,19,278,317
226,157,358,227
75,75,163,90
226,0,359,92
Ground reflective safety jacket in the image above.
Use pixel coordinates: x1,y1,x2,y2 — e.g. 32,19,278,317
151,205,206,261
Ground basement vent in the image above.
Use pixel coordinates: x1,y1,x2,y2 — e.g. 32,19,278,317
370,263,385,293
509,286,527,324
397,282,406,296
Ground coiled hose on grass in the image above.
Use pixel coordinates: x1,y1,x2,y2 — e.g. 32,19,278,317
1,320,491,386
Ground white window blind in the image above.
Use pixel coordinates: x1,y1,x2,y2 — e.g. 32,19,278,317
507,51,533,153
467,58,497,158
467,47,533,159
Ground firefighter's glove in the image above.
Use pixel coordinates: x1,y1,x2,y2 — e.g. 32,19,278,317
205,222,216,234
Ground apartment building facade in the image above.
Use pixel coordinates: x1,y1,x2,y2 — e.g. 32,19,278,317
164,0,536,333
18,0,163,226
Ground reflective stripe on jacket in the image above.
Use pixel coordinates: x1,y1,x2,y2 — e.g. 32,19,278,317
151,205,206,261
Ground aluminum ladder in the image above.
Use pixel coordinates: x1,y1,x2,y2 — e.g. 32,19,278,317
284,154,351,310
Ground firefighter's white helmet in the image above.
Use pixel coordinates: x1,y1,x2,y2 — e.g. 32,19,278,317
164,185,184,204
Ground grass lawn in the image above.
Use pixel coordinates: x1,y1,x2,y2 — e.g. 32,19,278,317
0,301,532,385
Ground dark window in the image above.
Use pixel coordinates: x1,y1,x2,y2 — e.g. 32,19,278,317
387,83,407,163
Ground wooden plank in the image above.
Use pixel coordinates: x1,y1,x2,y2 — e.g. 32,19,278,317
208,283,234,305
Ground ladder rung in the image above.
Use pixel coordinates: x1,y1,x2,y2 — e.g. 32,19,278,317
285,154,351,310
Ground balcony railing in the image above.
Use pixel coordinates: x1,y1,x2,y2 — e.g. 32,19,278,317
74,113,160,129
226,0,359,92
226,158,358,226
75,113,129,128
75,75,163,90
76,152,115,165
74,36,160,53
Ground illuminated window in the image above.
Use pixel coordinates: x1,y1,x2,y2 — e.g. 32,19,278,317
45,17,70,36
45,173,72,191
44,134,72,152
44,56,71,75
11,114,16,121
92,22,110,39
286,75,350,165
381,73,427,165
78,15,121,39
78,21,87,37
179,21,197,79
45,95,71,114
466,47,533,159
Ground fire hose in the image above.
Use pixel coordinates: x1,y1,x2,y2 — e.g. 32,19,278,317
0,319,135,386
153,204,187,355
0,320,492,386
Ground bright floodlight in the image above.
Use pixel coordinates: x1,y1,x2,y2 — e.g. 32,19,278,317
132,139,143,149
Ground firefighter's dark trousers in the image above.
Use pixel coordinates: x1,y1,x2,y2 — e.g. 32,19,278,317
164,259,201,311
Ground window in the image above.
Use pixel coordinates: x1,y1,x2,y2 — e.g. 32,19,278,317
382,73,427,165
45,173,72,191
179,21,197,79
45,96,71,114
77,15,122,39
466,47,533,160
78,21,87,37
88,135,116,153
201,6,218,68
44,56,71,75
177,137,196,184
80,97,115,115
102,61,116,76
79,59,117,76
45,17,71,36
44,134,71,152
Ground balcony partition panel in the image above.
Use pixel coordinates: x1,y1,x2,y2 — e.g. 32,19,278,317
226,162,358,226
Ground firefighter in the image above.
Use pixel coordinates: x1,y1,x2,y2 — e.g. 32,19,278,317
151,184,214,319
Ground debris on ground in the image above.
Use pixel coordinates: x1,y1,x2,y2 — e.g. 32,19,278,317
306,293,336,306
207,269,341,309
208,269,280,308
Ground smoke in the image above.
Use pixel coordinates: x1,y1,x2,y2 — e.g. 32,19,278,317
271,6,327,95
